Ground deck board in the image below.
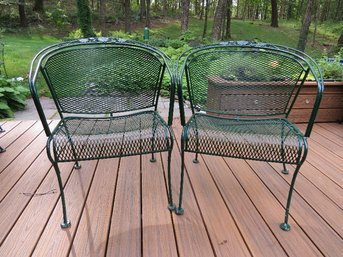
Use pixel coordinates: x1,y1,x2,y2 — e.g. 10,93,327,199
0,121,342,257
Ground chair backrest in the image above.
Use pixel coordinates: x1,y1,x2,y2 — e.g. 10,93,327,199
29,38,175,135
177,41,323,136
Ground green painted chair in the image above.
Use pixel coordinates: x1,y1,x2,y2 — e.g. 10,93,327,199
0,125,5,153
175,41,323,231
29,38,176,228
0,42,7,77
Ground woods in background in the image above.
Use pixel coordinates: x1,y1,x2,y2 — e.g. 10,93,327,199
0,0,342,50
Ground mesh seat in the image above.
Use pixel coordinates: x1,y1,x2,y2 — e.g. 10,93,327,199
175,41,323,231
184,114,305,164
51,111,172,162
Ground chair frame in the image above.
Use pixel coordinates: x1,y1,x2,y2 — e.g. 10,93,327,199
29,37,177,228
0,125,5,153
175,41,323,231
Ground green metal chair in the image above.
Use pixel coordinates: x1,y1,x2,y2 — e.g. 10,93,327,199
175,41,323,231
0,42,7,77
29,38,176,228
0,125,5,153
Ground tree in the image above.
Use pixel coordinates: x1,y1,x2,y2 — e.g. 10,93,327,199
271,0,278,27
297,0,314,51
33,0,44,13
338,31,343,48
76,0,96,37
212,0,226,40
181,0,190,32
202,0,210,38
18,0,28,27
99,0,106,24
224,0,233,40
123,0,132,33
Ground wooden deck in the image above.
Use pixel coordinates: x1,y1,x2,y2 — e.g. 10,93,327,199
0,119,342,257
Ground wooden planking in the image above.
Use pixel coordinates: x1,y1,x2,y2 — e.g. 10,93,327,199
0,120,21,138
249,160,343,257
160,149,216,257
0,120,57,201
224,158,322,257
0,120,36,149
141,154,178,257
311,124,343,145
202,155,288,257
31,161,98,257
0,151,51,245
106,156,141,257
69,158,120,257
0,120,45,172
317,123,343,138
0,162,74,257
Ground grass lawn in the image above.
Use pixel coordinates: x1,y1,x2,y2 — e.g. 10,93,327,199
1,18,341,78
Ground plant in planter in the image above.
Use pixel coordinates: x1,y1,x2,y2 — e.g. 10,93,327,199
318,47,343,81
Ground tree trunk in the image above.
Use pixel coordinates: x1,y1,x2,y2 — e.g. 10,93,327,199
200,0,205,19
202,0,209,37
181,0,190,32
338,32,343,48
297,0,314,51
235,0,240,18
224,0,232,40
146,0,150,27
33,0,44,13
123,0,131,32
212,0,226,40
18,0,28,27
77,0,95,37
270,0,278,27
162,0,167,17
140,0,146,20
99,0,106,24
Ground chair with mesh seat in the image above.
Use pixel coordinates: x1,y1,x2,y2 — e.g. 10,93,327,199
175,41,323,231
29,37,177,228
0,125,5,152
0,42,7,77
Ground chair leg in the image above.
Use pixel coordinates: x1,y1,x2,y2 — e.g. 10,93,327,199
175,149,185,215
280,162,302,231
167,149,176,211
193,153,199,163
150,153,156,162
281,163,289,174
52,162,71,229
74,161,81,169
0,146,5,153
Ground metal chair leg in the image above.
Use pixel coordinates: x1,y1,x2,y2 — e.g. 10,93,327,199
167,149,176,211
52,162,71,228
280,162,302,231
281,163,289,174
175,148,185,215
0,146,5,153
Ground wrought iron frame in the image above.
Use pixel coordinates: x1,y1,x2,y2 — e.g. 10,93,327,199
29,37,177,228
175,41,324,231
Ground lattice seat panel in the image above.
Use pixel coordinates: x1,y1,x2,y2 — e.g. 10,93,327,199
51,111,172,162
183,114,306,164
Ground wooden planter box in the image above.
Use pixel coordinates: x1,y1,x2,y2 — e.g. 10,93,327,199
206,77,343,123
289,81,343,123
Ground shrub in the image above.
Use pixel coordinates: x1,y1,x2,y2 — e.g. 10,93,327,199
0,77,29,118
318,47,343,81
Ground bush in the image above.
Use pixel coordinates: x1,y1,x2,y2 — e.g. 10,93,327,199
0,77,29,118
318,47,343,81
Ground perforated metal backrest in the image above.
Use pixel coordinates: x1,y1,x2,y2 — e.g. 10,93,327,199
40,41,166,115
182,44,312,117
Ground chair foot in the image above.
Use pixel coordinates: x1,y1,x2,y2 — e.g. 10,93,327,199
193,159,199,164
150,158,157,163
168,203,176,211
61,220,71,229
74,162,81,169
280,222,290,231
175,207,184,215
0,147,5,153
281,169,289,175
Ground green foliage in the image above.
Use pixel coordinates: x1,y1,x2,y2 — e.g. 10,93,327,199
0,76,29,118
76,0,96,37
318,48,343,81
67,29,102,39
46,2,69,28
